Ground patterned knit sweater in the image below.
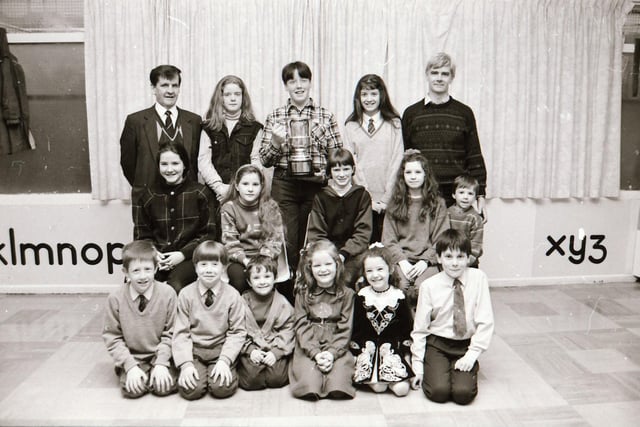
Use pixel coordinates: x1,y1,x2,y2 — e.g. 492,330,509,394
401,97,487,198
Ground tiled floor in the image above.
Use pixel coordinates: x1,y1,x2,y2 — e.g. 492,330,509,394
0,282,639,426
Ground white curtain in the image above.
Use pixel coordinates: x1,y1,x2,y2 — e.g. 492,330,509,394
85,0,632,201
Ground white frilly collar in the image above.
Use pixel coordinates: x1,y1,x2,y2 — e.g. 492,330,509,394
358,285,405,312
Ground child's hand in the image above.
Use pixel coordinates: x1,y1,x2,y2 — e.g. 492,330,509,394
149,364,173,394
372,201,386,213
214,183,230,201
407,260,428,279
314,351,334,373
178,362,199,390
250,349,265,364
158,251,185,271
262,351,276,367
454,353,477,372
271,122,287,146
210,360,232,387
410,376,422,390
125,365,148,395
398,260,413,280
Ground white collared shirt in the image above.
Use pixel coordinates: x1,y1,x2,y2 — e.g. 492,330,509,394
128,283,153,303
154,103,179,124
198,279,221,302
424,93,451,105
361,111,383,132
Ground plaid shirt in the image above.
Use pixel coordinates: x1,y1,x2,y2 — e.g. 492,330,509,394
259,98,343,175
133,178,215,260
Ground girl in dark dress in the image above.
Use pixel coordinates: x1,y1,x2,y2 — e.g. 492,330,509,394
350,244,413,396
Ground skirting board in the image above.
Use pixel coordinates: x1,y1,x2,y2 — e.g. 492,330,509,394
0,274,637,294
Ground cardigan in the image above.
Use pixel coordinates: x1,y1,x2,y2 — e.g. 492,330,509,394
102,281,177,372
241,289,295,360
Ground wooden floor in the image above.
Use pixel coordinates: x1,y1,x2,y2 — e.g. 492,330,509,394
0,281,639,426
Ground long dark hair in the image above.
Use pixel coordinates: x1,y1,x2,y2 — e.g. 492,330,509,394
345,74,400,124
387,150,441,222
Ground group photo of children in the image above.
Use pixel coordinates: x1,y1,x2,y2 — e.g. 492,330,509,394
104,54,495,405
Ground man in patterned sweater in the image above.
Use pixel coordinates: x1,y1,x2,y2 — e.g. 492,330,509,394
401,52,487,220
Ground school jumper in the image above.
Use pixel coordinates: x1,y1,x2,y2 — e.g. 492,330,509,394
237,289,295,390
344,119,404,241
172,280,247,399
103,281,178,398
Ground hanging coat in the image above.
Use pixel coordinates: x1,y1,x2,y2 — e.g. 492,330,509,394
0,27,35,155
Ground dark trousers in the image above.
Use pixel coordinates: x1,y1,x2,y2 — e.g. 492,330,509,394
227,261,249,294
270,174,323,270
421,335,479,405
371,210,385,244
156,260,196,294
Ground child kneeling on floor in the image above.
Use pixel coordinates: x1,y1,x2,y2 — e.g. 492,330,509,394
172,241,247,400
103,240,178,398
410,229,494,404
237,255,295,390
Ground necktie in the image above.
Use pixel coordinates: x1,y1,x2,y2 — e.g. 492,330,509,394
164,111,175,138
204,289,214,307
453,279,467,337
367,118,375,134
138,295,147,312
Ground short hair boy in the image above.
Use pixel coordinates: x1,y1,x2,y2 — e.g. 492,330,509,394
410,229,494,405
237,255,295,390
306,148,373,287
102,240,178,398
258,60,344,270
172,241,247,400
448,174,484,267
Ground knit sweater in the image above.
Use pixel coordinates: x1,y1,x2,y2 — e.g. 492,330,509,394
306,184,372,261
102,281,177,372
401,97,487,197
220,199,283,264
344,119,404,205
448,204,484,260
172,280,247,367
382,196,449,265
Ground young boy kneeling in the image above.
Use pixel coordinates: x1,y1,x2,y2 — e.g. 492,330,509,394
237,255,295,390
172,241,247,400
410,229,494,404
103,240,178,398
